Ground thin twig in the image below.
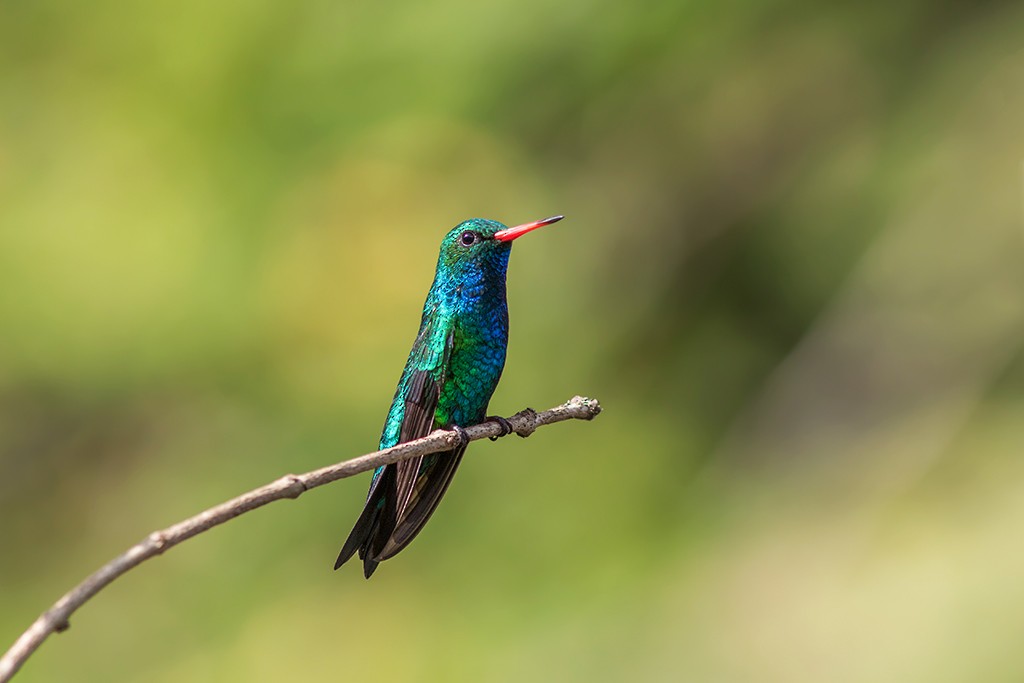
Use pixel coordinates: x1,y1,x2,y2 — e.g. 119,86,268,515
0,395,602,682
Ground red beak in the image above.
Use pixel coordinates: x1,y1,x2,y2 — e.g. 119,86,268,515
494,215,564,242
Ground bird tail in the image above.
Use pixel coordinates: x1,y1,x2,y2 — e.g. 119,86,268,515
334,446,467,578
334,466,397,578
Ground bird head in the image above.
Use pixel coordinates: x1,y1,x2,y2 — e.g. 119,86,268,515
429,215,563,305
435,215,563,283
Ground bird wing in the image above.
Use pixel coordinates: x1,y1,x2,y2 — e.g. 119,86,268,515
335,309,453,575
372,311,460,561
373,318,465,562
391,362,445,521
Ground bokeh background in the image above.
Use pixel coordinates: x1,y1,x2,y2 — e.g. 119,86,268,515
2,1,1023,681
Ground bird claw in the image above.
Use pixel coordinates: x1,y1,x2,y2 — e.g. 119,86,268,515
486,415,514,441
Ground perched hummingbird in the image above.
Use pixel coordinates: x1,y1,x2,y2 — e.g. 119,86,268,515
335,215,564,578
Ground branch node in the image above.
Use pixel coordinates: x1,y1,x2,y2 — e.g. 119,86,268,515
53,621,70,635
281,475,307,499
512,408,538,438
149,532,169,553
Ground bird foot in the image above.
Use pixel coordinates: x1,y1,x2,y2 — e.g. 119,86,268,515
451,424,470,449
485,415,514,441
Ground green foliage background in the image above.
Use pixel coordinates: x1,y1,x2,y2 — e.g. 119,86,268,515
2,1,1023,681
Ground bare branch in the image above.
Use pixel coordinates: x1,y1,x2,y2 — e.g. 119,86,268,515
0,395,602,682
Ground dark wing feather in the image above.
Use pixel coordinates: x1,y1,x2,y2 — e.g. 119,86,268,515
391,368,442,523
373,326,459,561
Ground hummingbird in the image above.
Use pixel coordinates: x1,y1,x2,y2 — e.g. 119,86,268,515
335,214,565,578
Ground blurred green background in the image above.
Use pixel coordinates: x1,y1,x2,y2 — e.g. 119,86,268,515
2,0,1023,681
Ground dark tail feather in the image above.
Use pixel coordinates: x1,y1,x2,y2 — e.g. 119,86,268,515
361,556,380,578
335,466,398,577
334,499,377,570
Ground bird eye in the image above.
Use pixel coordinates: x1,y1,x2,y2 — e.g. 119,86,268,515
459,231,478,247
